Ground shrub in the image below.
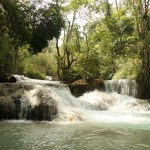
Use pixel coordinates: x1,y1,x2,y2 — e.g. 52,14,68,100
113,57,141,79
61,68,81,83
16,48,57,79
25,68,45,80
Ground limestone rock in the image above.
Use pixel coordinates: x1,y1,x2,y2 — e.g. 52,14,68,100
0,83,58,121
68,78,105,97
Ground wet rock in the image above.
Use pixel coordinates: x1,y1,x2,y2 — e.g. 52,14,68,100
0,83,33,120
8,76,16,83
0,83,58,121
0,75,16,83
68,78,105,97
137,81,150,99
27,89,58,121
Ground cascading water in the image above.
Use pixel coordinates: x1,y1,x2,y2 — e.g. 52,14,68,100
1,76,150,122
53,79,150,122
103,79,150,112
104,79,138,97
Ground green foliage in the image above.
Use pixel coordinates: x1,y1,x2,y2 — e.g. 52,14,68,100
2,0,64,53
16,48,57,79
15,45,31,74
113,57,141,80
30,4,65,53
0,0,149,83
61,67,81,83
80,6,135,80
2,0,31,47
77,49,101,80
25,68,46,80
0,6,13,76
0,40,13,76
83,21,114,79
29,51,57,76
0,0,65,77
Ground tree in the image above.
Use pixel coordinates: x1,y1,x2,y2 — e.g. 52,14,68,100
60,0,91,81
53,0,65,79
0,0,65,76
2,0,31,72
125,0,150,83
0,4,13,77
30,3,65,53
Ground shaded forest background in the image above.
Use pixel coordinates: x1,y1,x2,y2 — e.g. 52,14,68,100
0,0,150,84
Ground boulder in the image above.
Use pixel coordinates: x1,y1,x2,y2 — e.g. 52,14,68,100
28,89,58,121
0,83,58,121
0,83,32,120
68,78,105,97
8,76,16,83
0,75,16,83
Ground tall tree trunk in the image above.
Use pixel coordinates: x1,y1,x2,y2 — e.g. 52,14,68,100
138,0,150,83
131,0,150,98
12,45,18,74
105,0,111,17
64,11,76,70
85,32,90,78
131,0,150,82
56,38,61,80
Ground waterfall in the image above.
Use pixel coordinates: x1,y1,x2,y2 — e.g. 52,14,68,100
105,79,138,97
0,76,150,121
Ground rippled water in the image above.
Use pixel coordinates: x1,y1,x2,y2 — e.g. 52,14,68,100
1,112,150,150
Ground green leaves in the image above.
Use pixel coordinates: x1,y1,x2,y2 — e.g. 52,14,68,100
1,0,65,53
30,4,65,53
0,0,65,76
2,0,31,47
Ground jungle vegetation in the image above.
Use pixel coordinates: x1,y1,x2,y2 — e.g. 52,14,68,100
0,0,150,84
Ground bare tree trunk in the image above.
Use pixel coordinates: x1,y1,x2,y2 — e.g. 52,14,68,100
105,0,111,16
56,38,61,80
115,0,119,14
64,11,76,70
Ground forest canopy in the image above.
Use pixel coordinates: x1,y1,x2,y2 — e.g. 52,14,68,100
0,0,150,84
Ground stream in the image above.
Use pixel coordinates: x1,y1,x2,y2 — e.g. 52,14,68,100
0,76,150,150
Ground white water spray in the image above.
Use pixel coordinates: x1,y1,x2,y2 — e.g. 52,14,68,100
15,76,150,122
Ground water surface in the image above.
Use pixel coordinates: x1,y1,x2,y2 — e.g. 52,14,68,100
1,112,150,150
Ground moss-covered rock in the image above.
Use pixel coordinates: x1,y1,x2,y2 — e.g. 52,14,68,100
68,78,105,97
